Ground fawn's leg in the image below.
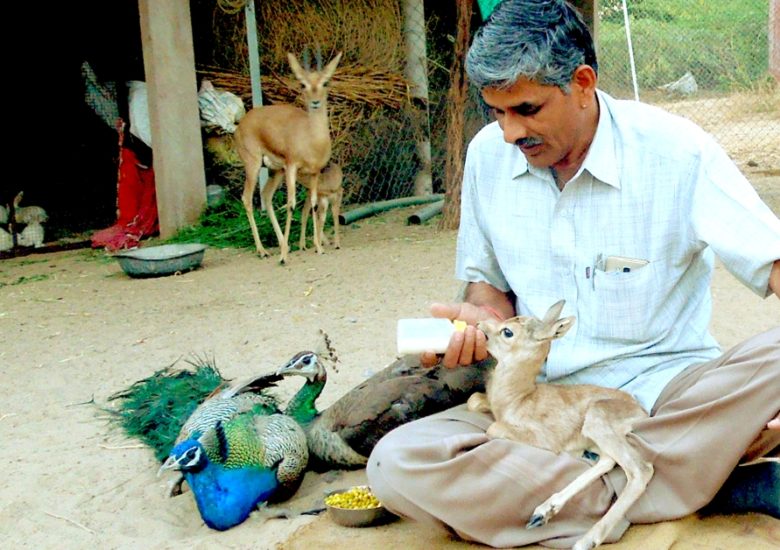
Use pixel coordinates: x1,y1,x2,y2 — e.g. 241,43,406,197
299,188,312,251
571,401,652,550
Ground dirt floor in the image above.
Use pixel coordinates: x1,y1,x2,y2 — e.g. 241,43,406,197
0,200,778,549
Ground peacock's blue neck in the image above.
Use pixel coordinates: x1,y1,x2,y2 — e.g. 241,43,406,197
285,377,325,425
184,461,279,531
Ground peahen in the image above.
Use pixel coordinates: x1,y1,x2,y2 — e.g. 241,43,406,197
108,356,309,531
275,350,494,470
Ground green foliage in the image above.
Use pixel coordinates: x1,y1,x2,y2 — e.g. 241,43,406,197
106,358,226,462
166,192,309,250
0,274,50,288
597,0,769,93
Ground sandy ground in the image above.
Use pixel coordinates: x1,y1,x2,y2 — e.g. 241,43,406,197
0,203,778,550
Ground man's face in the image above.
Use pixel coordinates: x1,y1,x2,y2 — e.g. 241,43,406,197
481,76,591,173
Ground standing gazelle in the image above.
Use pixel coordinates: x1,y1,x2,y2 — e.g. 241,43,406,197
468,300,653,550
234,49,342,263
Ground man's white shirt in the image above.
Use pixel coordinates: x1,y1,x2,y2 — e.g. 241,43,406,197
456,89,780,412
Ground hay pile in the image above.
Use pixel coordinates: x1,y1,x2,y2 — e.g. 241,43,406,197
194,0,415,154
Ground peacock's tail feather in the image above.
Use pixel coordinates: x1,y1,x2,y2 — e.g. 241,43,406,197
106,356,227,462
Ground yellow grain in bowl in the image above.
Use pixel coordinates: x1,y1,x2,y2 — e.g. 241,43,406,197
324,485,397,527
324,485,382,509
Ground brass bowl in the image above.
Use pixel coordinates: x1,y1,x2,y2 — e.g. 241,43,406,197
324,485,397,528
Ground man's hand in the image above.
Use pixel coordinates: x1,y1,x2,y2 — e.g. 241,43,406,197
420,302,499,368
770,259,780,299
768,413,780,430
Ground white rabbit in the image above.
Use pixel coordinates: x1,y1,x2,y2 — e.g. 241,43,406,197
16,221,45,248
13,191,48,224
0,226,12,251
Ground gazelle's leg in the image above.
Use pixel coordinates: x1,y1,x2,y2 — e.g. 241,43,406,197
279,165,299,264
309,172,323,254
241,157,269,257
260,170,286,262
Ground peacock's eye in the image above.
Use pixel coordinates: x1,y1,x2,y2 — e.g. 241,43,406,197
501,328,514,338
302,354,313,365
186,448,198,460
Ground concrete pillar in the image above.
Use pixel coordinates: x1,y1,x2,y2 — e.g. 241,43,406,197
138,0,206,238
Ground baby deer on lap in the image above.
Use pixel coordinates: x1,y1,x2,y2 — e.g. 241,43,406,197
468,300,653,550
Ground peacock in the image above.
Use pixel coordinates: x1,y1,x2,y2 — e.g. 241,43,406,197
158,408,308,531
108,356,309,531
275,350,494,470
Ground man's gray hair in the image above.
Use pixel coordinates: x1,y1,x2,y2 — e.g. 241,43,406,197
466,0,598,93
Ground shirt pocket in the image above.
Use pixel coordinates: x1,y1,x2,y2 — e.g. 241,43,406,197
587,262,661,344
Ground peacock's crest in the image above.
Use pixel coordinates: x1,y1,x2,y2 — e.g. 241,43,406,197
316,328,340,373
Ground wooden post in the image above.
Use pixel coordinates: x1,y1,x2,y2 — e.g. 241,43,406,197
571,0,598,39
403,0,433,196
138,0,206,238
439,0,473,230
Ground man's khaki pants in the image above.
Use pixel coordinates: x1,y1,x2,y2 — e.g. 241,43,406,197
367,327,780,548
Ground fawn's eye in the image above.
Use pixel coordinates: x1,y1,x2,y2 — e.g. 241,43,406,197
500,328,514,338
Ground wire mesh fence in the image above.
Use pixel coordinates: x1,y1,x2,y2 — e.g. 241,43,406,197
595,0,779,172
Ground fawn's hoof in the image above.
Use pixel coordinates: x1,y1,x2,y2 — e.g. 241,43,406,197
526,514,546,529
572,537,598,550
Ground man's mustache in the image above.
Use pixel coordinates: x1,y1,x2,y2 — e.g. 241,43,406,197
515,137,544,148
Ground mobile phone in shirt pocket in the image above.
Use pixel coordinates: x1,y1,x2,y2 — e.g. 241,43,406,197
604,255,649,273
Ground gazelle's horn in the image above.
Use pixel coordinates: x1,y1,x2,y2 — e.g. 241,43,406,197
315,43,323,71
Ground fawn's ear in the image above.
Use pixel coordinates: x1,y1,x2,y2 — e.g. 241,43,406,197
13,191,23,207
541,300,566,324
534,315,575,341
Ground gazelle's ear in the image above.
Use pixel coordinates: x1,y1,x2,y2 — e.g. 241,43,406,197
321,52,343,82
287,53,308,83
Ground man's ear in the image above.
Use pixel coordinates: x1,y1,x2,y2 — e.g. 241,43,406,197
572,64,597,100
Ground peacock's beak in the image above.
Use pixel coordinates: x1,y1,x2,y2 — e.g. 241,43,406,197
158,455,179,477
274,363,291,376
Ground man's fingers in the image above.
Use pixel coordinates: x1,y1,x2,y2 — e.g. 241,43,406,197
420,352,440,368
768,416,780,430
442,330,465,368
430,302,461,320
458,326,477,366
473,329,489,362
